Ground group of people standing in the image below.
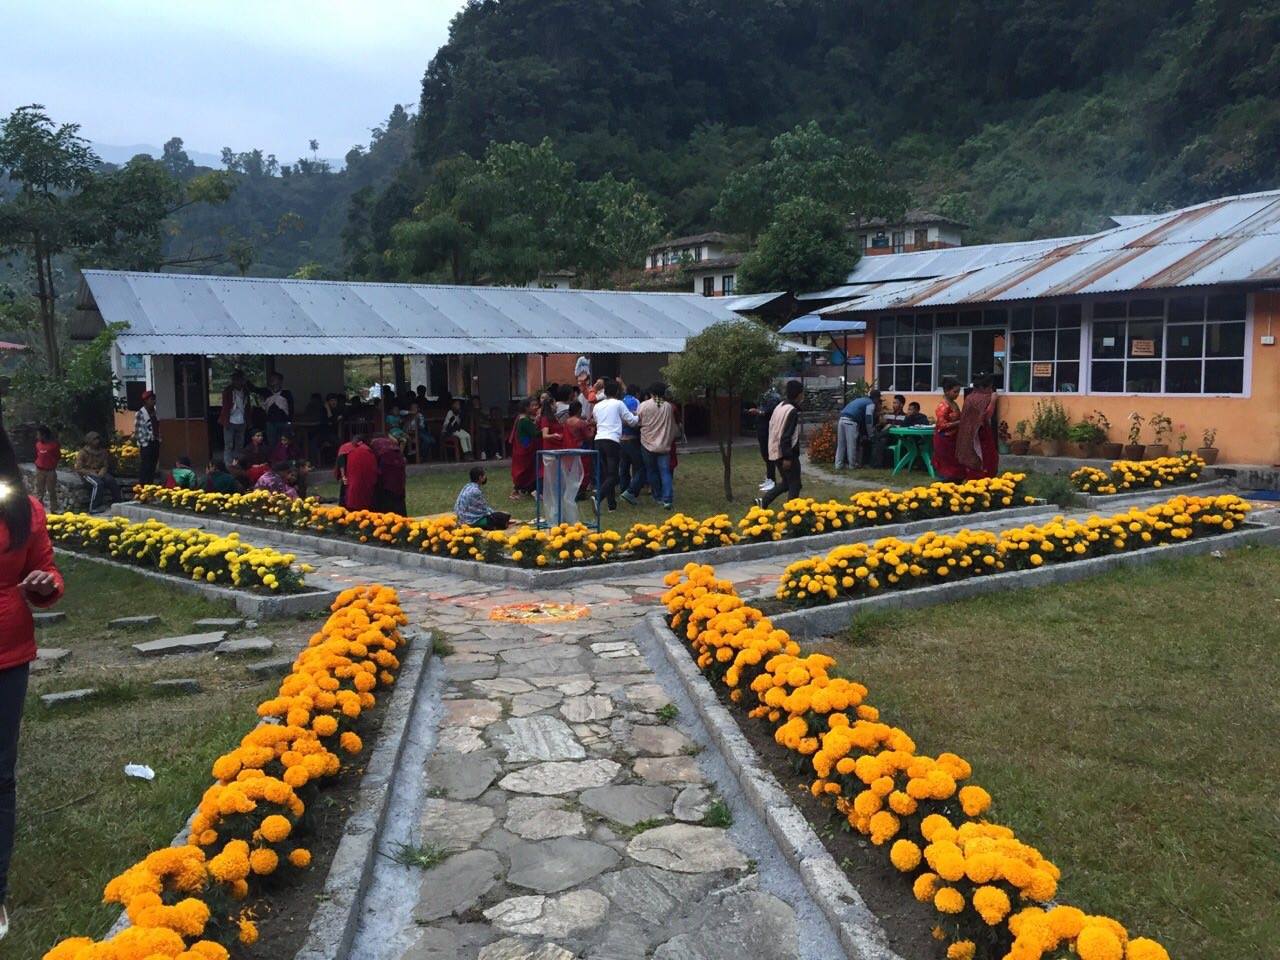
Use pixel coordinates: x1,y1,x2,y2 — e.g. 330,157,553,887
508,376,681,512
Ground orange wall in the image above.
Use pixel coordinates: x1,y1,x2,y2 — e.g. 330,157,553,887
862,293,1280,466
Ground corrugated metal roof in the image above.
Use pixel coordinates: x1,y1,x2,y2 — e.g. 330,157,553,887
723,291,789,312
779,315,866,335
820,190,1280,314
81,271,743,356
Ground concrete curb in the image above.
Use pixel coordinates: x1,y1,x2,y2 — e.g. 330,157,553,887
295,629,435,960
53,547,339,619
1078,478,1229,508
637,611,906,960
113,500,1056,588
767,522,1280,639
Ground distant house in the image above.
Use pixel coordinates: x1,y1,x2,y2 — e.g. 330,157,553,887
850,210,965,256
645,232,744,297
526,269,576,290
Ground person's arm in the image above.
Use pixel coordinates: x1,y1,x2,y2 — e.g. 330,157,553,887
20,506,64,609
779,408,800,463
620,401,639,428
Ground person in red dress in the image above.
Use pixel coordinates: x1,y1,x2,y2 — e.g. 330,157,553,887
563,400,596,497
956,374,1000,479
0,419,65,942
933,377,964,481
508,397,541,500
536,398,565,480
342,436,380,512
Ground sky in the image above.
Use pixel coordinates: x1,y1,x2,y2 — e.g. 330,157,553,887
0,0,468,163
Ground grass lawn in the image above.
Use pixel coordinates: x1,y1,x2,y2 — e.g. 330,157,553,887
9,557,296,960
311,449,913,534
818,544,1280,960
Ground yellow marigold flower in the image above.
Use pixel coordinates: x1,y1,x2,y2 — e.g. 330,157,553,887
946,941,975,960
1047,904,1087,939
1076,924,1124,960
249,847,279,875
312,714,339,737
889,839,921,872
238,918,260,945
1125,938,1171,960
912,871,938,903
289,847,313,868
340,731,363,754
958,784,991,817
933,886,965,914
259,814,292,843
971,884,1011,925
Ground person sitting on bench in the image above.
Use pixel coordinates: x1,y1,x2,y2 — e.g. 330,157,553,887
453,466,511,530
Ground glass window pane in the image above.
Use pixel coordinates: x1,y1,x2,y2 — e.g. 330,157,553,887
983,308,1008,327
913,365,933,391
1164,360,1202,394
1011,307,1032,330
898,315,916,335
959,310,983,327
877,364,895,389
1033,305,1056,328
1010,332,1032,362
915,314,934,334
1168,296,1204,323
1206,322,1245,357
1204,359,1244,394
1127,320,1164,359
1057,327,1080,360
1032,330,1056,361
1092,321,1124,359
1007,363,1031,392
896,365,914,389
1058,303,1082,326
878,336,895,363
1129,298,1164,318
1091,361,1124,392
1032,366,1054,392
879,316,898,337
1167,324,1204,358
895,336,914,362
1094,301,1126,320
1206,293,1246,324
1125,360,1162,393
937,332,969,384
1055,362,1080,393
935,311,957,328
914,335,933,363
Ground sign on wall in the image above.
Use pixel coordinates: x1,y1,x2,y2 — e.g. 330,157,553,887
1131,339,1156,357
1032,362,1053,377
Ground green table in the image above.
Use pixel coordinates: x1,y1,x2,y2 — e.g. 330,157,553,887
888,426,936,478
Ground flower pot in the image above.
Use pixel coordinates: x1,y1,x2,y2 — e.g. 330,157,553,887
1122,444,1146,460
1143,443,1169,459
1100,442,1123,460
1041,439,1065,457
1010,440,1030,455
1195,446,1219,465
998,441,1011,454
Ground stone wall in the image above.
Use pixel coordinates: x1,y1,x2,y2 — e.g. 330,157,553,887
18,464,137,511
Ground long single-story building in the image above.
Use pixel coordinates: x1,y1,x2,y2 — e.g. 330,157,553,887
74,271,745,464
769,190,1280,465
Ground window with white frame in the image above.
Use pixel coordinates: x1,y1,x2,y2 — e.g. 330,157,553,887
1089,293,1246,395
875,314,934,390
1006,303,1081,393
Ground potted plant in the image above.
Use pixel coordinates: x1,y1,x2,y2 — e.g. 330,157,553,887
1175,422,1190,456
998,420,1012,454
1067,419,1105,458
1196,427,1220,465
1145,411,1172,459
1123,412,1146,460
1093,410,1121,460
1010,420,1030,455
1031,398,1070,456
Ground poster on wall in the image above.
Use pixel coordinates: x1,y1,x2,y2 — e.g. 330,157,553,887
1131,339,1156,357
1032,362,1053,377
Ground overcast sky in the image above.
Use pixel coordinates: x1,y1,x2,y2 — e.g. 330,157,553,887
0,0,468,162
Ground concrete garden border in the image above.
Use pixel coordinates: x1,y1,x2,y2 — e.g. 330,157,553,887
295,629,435,960
766,521,1280,639
637,611,905,960
112,499,1060,587
53,547,339,619
1077,478,1229,508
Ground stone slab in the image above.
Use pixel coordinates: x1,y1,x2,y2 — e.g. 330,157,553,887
578,785,675,827
444,698,504,729
418,799,497,853
132,631,226,656
483,890,610,938
559,694,614,723
193,617,245,631
494,716,586,763
40,688,97,708
247,656,296,678
411,849,504,922
152,678,202,694
426,753,500,801
504,798,587,840
498,759,621,796
215,637,275,656
628,724,693,757
35,647,72,664
633,756,703,785
626,824,747,874
32,611,66,626
109,615,160,630
477,939,574,960
506,837,619,893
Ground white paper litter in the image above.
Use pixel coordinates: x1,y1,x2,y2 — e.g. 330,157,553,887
124,764,156,781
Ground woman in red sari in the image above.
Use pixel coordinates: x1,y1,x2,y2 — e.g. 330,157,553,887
956,374,1000,479
509,397,540,500
535,398,565,481
933,377,964,481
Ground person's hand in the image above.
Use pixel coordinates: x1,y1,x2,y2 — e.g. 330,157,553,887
21,570,58,599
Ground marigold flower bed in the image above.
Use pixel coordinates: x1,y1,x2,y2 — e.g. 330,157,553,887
1070,455,1203,495
60,441,141,476
132,473,1034,569
662,565,1172,960
777,493,1249,607
42,584,409,960
48,513,312,593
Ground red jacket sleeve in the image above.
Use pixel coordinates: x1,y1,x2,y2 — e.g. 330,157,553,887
24,500,65,608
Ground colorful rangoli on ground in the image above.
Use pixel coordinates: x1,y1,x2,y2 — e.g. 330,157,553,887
488,601,590,623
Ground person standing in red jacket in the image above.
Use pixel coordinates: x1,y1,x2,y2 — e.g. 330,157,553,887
342,436,379,513
0,419,64,942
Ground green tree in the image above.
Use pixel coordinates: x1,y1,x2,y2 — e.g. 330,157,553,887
665,319,783,501
736,197,858,295
0,104,98,376
578,174,663,281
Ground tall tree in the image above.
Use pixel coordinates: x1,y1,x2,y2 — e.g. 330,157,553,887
736,197,859,295
0,104,98,376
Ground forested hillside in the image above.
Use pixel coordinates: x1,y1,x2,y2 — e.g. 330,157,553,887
149,0,1280,276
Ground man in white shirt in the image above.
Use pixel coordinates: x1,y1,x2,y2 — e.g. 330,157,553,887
589,379,639,511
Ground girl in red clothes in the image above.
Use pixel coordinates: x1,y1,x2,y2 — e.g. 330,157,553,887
342,436,380,513
0,419,64,942
933,377,964,481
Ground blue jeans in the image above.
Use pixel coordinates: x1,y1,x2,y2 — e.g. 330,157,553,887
633,447,672,505
619,437,645,492
0,663,29,906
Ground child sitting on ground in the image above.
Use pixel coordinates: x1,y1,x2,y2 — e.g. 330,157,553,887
170,455,198,489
